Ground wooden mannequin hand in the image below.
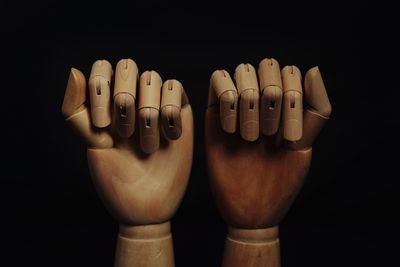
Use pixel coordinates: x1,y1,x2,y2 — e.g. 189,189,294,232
205,59,331,266
62,59,193,267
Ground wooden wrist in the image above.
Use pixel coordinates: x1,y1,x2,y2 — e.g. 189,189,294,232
223,226,280,267
114,222,174,267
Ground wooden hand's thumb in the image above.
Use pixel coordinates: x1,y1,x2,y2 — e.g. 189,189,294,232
62,68,113,148
288,67,331,150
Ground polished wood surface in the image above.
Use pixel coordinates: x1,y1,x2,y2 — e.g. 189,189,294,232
206,107,312,229
223,227,280,267
62,59,194,267
87,104,193,226
206,58,331,267
114,222,174,267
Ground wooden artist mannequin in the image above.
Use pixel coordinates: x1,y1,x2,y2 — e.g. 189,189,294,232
206,58,331,267
62,59,193,267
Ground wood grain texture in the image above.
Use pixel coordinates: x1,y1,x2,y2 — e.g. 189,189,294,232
222,227,280,267
87,105,193,226
63,61,194,267
205,107,311,229
205,61,331,267
114,222,174,267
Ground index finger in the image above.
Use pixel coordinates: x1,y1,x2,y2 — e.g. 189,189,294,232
209,70,238,133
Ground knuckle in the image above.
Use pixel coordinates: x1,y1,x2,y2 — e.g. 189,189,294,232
114,93,135,108
138,108,159,120
241,90,259,102
263,86,282,99
320,103,332,117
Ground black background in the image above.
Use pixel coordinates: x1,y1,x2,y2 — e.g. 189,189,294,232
2,1,399,266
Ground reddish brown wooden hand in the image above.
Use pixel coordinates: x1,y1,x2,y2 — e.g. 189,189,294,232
206,114,312,228
206,59,331,266
206,59,331,228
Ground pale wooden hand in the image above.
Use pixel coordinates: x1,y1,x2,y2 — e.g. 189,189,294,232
62,59,193,267
205,58,331,267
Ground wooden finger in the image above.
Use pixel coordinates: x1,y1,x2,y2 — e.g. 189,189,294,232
62,68,87,118
281,65,303,142
113,59,138,138
288,67,331,150
210,70,238,133
258,58,283,136
138,71,162,154
304,66,332,117
62,68,113,148
161,79,183,140
234,63,259,141
89,60,113,128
